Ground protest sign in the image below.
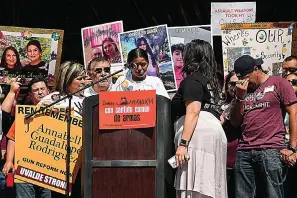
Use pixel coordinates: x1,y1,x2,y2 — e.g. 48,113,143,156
0,26,63,86
211,2,256,36
168,25,211,88
119,25,177,91
14,105,82,194
99,90,156,129
81,21,124,68
221,23,293,76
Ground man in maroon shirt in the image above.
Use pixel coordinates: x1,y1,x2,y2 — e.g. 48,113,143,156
230,55,297,198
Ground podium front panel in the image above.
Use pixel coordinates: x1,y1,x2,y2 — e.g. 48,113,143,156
82,94,175,198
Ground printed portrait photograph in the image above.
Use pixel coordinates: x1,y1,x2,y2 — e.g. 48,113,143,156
81,21,123,68
0,26,64,86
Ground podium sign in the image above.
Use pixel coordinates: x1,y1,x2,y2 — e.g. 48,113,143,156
99,90,156,129
14,105,82,195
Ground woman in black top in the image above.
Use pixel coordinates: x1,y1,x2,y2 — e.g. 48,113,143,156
172,39,227,198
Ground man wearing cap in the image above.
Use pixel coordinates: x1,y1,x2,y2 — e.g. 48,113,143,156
229,55,297,198
282,55,297,77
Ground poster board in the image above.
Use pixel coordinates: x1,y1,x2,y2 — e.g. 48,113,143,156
0,26,64,86
14,105,82,195
221,23,293,76
119,25,177,91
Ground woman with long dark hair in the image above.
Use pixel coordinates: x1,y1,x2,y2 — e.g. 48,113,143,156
111,48,168,98
102,37,121,64
136,37,159,77
0,46,22,70
172,39,227,198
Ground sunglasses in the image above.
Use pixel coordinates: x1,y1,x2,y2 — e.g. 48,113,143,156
283,68,297,74
95,67,110,74
288,79,297,86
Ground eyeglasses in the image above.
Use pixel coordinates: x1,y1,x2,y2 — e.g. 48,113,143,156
94,67,110,74
288,79,297,86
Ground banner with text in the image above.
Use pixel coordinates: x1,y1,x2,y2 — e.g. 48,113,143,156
211,2,256,36
99,90,156,129
14,105,82,195
221,23,293,75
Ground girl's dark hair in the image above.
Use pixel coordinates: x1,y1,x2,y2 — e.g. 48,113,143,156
182,39,222,103
102,37,119,58
27,39,42,52
224,70,236,103
171,44,184,54
136,37,157,65
0,46,22,69
127,48,149,64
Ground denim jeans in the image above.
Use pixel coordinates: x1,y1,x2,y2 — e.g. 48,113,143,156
16,183,51,198
234,149,287,198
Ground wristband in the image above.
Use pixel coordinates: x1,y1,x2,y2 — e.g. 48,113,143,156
287,144,297,153
179,139,189,147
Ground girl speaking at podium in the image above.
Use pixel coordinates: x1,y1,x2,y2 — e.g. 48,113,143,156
111,48,169,99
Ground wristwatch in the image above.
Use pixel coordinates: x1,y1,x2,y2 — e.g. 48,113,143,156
287,144,297,153
179,139,189,147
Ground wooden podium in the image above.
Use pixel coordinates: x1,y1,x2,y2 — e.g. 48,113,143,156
81,94,175,198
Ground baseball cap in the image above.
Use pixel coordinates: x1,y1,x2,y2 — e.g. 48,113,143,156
234,55,264,77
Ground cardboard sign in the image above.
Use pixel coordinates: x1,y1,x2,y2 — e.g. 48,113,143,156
14,105,82,195
99,90,156,129
221,23,293,75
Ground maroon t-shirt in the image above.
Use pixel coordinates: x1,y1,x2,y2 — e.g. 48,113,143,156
238,76,297,150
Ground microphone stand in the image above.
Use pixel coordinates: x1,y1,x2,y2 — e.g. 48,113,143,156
24,68,123,197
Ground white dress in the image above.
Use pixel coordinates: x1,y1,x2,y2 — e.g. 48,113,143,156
174,111,228,198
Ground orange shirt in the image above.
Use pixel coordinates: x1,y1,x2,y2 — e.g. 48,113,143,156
6,122,16,141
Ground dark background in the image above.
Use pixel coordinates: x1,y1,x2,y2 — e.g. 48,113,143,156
0,0,296,70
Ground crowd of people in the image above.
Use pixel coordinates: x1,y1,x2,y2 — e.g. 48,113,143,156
0,38,296,198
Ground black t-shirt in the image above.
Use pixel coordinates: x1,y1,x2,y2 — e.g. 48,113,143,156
171,73,222,123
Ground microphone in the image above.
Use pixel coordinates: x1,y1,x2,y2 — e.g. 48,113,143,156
124,63,137,69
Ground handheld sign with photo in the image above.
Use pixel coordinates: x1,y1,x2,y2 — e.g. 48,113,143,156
0,26,64,86
99,90,156,129
14,105,82,195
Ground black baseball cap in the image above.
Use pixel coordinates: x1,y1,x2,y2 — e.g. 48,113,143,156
234,55,264,77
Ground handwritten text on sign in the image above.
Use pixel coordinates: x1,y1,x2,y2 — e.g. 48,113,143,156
211,2,256,36
99,90,156,129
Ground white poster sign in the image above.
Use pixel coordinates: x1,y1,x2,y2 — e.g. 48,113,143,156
211,2,256,36
221,23,293,76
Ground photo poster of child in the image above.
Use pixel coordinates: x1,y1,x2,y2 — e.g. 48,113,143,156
168,25,211,88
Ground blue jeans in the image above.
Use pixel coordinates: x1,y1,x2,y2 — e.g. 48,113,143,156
16,183,51,198
234,149,287,198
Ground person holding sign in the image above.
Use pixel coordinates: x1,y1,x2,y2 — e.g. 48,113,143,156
111,48,169,99
171,39,227,198
230,55,297,198
2,76,51,198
